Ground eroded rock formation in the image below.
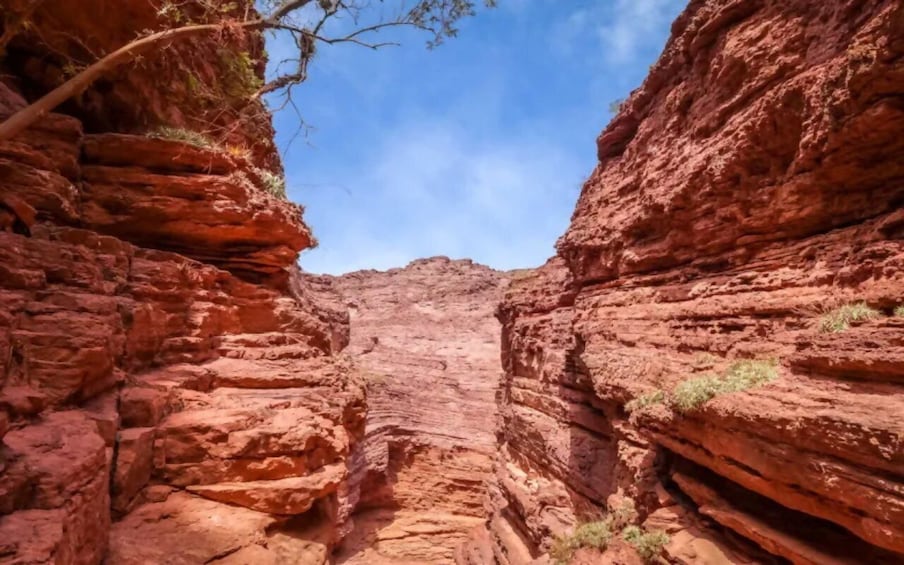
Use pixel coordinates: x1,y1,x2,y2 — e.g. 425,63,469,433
0,3,363,563
3,0,903,563
325,258,509,564
475,0,904,563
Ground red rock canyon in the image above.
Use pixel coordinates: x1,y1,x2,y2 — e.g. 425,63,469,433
0,0,902,564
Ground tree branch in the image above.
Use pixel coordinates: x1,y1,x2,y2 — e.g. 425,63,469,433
0,0,494,142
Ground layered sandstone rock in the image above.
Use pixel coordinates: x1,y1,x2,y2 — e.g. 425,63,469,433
1,0,278,167
326,258,509,564
483,0,904,564
0,12,363,561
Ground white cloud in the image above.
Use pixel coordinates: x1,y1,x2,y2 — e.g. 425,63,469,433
549,0,681,65
550,8,591,55
297,119,583,274
597,0,678,64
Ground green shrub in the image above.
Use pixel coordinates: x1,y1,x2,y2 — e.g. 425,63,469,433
218,49,263,102
253,168,287,199
550,499,658,564
721,358,779,392
622,526,670,562
625,389,665,413
693,352,719,367
672,359,778,413
672,374,722,413
608,497,638,530
149,126,218,149
894,305,904,318
819,302,880,333
550,520,613,565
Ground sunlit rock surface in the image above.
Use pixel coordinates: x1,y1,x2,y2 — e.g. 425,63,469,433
473,0,904,563
326,258,509,564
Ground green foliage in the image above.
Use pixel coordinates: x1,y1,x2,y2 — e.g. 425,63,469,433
550,520,613,565
149,126,218,149
625,389,665,413
672,375,722,413
819,302,880,333
185,73,202,95
253,168,287,199
549,497,662,564
218,50,263,102
693,352,719,367
895,305,904,318
622,526,670,562
672,359,778,413
608,497,638,530
408,0,498,48
609,98,625,114
157,0,239,24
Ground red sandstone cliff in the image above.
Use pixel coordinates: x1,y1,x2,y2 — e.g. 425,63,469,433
477,1,904,564
325,258,509,564
3,0,904,564
0,3,363,563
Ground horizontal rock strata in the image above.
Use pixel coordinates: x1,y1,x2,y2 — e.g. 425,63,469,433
327,258,510,564
0,78,362,563
480,0,904,563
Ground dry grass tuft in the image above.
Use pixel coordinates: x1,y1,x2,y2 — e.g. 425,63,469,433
818,302,880,333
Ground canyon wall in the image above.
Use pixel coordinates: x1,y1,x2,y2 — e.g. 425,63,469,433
3,0,903,564
325,258,509,564
0,2,364,563
478,0,904,563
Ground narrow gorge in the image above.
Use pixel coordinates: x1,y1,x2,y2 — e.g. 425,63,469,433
1,0,902,564
326,259,507,563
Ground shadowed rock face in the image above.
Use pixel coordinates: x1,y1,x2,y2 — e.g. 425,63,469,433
0,108,365,564
1,0,279,169
323,258,510,564
472,1,904,564
0,3,365,562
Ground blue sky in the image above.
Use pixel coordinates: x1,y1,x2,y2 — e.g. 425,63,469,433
266,0,686,274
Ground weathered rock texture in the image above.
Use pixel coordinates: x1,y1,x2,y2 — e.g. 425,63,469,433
325,258,509,564
477,0,904,563
0,4,364,563
1,0,278,168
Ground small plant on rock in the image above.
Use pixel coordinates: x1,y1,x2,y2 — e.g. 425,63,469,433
225,144,251,161
625,389,665,413
894,305,904,318
671,359,778,413
253,168,287,199
149,126,218,150
550,520,613,565
217,49,263,103
608,497,639,530
622,525,670,562
818,302,880,333
671,374,721,413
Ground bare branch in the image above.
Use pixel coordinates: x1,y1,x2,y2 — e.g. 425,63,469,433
0,0,495,141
